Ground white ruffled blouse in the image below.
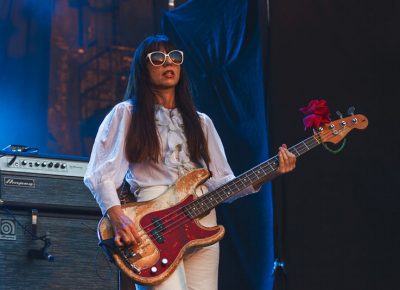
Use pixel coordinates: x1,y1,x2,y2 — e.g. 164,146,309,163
84,100,254,215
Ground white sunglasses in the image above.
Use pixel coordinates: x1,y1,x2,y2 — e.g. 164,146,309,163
146,50,184,66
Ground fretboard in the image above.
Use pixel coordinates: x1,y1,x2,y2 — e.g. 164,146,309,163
184,134,321,219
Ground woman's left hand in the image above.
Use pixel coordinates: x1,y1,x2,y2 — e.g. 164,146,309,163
277,144,296,173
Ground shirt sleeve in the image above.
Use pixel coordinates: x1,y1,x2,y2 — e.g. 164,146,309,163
83,102,131,215
200,113,258,202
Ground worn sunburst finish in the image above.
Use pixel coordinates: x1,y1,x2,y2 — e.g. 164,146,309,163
97,168,225,285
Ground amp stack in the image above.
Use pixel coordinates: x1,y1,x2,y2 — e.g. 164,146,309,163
0,151,117,289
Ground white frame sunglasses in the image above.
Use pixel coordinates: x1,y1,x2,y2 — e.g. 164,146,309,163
146,50,184,66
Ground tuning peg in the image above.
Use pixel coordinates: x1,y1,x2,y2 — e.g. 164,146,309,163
347,106,355,116
336,110,343,119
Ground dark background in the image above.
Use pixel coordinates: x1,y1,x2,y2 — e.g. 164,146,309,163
267,1,400,289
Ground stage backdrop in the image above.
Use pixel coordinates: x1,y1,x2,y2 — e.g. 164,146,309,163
163,0,274,289
267,0,400,290
0,1,51,150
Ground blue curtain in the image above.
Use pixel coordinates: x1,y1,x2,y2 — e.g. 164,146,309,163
0,1,51,150
162,1,274,289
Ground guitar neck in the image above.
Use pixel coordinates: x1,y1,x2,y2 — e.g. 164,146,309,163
185,134,321,219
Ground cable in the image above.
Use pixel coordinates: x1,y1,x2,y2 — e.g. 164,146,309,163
0,206,47,241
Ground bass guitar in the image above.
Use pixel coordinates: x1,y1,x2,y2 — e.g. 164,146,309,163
98,113,368,285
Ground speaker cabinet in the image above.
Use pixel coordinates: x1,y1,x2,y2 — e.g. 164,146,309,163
0,208,117,290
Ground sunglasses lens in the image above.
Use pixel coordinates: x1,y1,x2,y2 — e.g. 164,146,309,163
150,52,166,66
169,51,183,64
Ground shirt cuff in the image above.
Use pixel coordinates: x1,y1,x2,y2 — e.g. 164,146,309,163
95,180,121,215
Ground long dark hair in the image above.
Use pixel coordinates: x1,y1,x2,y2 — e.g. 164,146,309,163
124,35,210,166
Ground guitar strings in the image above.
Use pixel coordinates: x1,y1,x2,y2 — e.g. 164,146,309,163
125,122,353,249
139,136,317,239
128,143,314,248
130,129,325,245
133,133,321,245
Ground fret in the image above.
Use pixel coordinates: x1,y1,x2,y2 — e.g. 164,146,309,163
229,182,240,192
184,133,326,219
237,177,247,188
313,135,321,144
199,200,206,209
257,167,265,175
295,144,305,154
304,140,314,148
208,196,215,205
268,162,276,172
263,163,274,174
222,190,230,198
308,136,319,147
210,198,217,208
184,206,194,218
292,146,300,157
242,176,251,186
248,172,259,183
216,191,224,202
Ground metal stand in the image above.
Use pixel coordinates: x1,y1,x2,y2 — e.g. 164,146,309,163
272,177,287,290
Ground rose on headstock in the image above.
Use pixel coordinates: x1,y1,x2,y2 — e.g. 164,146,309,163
298,99,368,153
299,99,331,130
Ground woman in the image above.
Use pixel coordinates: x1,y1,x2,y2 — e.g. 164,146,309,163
84,35,296,290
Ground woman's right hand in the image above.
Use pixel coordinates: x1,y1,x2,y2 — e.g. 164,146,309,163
107,205,142,247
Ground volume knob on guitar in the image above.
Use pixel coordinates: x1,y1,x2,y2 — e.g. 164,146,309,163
161,258,168,265
97,113,369,286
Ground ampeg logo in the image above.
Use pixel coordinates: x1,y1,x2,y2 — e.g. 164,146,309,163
0,219,16,240
3,177,35,188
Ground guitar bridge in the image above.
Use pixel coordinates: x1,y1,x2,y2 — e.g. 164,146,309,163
122,248,133,257
119,247,142,274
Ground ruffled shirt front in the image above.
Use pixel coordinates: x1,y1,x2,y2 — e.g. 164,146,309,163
154,105,196,176
84,101,254,215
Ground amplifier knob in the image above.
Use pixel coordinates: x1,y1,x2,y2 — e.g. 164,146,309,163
61,163,67,169
48,162,54,168
22,160,27,166
54,163,60,168
35,162,40,167
41,162,47,167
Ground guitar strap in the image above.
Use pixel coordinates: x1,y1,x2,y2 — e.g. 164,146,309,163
117,174,138,205
99,238,117,263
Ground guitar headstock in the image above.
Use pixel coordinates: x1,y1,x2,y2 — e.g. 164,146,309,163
316,114,368,144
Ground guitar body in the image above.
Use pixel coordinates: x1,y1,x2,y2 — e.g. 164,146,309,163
97,113,368,286
97,168,225,285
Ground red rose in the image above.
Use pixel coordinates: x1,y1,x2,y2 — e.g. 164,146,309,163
299,99,331,130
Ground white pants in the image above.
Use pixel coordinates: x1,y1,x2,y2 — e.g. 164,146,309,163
135,186,219,290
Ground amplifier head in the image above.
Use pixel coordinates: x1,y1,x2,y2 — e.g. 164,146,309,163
0,153,99,213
